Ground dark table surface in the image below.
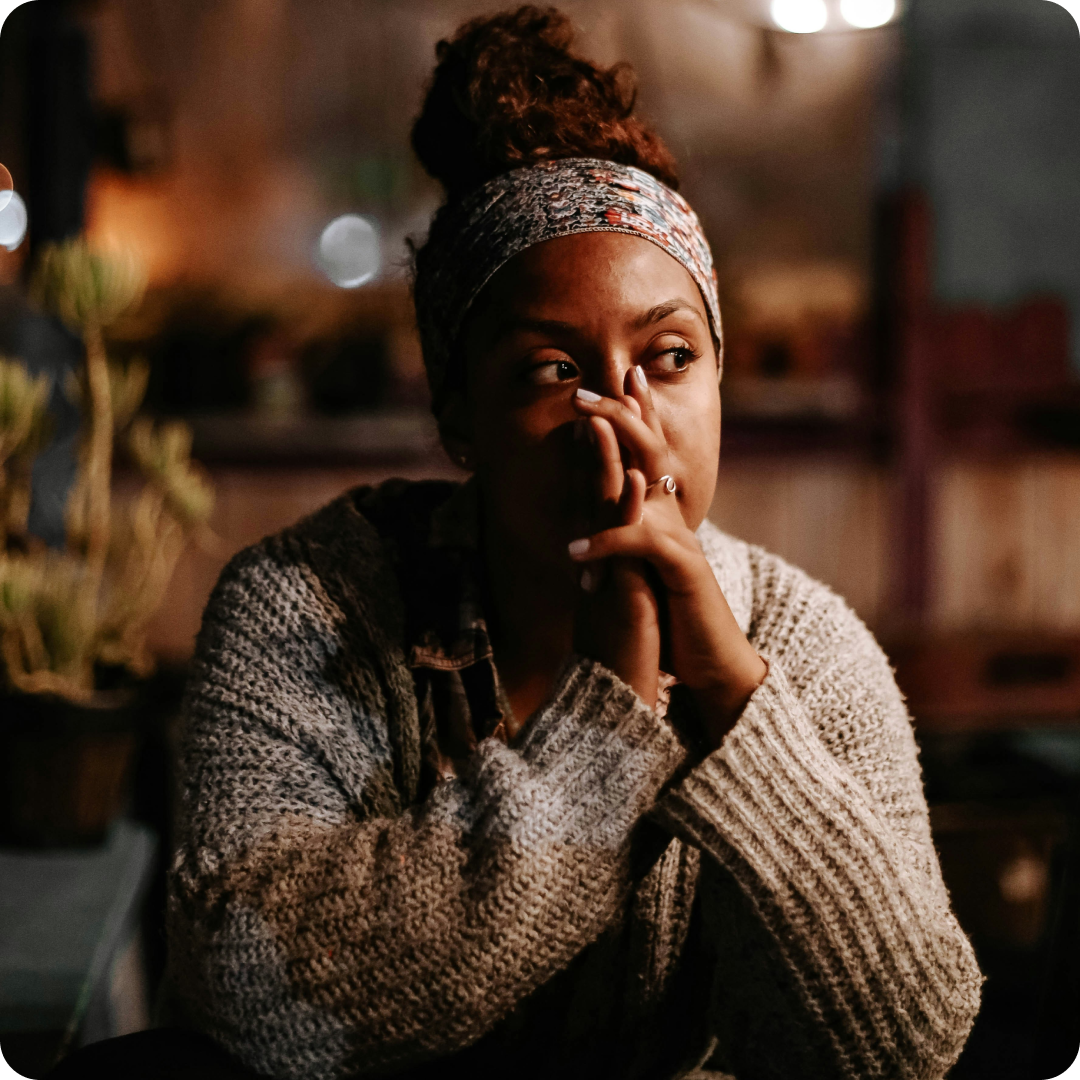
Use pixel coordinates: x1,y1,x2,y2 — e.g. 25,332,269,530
0,821,156,1043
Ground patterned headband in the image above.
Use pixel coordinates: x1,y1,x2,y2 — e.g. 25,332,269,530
412,157,723,412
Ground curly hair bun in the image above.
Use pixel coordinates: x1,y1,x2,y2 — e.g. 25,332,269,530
411,6,679,203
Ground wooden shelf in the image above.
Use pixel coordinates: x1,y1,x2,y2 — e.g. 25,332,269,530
888,633,1080,734
185,408,442,467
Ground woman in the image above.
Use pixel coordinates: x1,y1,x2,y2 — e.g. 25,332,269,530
165,9,982,1079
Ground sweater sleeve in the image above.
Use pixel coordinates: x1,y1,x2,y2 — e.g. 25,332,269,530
652,569,983,1080
166,541,686,1080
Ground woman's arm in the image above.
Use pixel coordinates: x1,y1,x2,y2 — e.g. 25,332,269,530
167,531,686,1080
569,380,983,1079
654,578,983,1079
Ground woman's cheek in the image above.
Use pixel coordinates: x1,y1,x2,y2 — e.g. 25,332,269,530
663,411,720,524
479,403,573,494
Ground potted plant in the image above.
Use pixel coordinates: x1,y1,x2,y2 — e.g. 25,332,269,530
0,238,214,846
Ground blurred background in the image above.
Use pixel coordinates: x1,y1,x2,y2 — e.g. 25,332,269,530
0,0,1078,1077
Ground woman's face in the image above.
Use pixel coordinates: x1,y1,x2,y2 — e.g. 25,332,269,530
453,231,722,577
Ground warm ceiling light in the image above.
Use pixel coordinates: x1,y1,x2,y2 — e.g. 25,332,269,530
770,0,828,33
839,0,897,28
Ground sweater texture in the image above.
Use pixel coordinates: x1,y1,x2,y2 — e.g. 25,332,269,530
165,479,982,1080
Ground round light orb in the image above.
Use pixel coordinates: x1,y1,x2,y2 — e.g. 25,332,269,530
0,163,13,213
317,214,381,289
0,191,28,251
771,0,828,32
840,0,897,28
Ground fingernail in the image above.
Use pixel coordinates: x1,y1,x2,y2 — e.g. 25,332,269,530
634,365,647,388
580,568,598,593
568,538,591,558
576,388,602,403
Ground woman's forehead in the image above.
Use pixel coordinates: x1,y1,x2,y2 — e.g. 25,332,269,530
489,231,710,325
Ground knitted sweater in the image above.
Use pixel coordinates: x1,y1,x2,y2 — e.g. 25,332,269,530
166,479,982,1080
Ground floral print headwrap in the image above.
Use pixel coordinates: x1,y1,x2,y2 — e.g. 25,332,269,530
412,157,722,413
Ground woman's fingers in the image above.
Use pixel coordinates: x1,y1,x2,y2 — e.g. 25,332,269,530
590,416,624,509
621,468,646,526
568,521,696,592
623,365,666,445
578,415,622,596
574,387,665,478
569,522,661,562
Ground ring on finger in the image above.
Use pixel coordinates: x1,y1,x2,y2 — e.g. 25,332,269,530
646,474,677,496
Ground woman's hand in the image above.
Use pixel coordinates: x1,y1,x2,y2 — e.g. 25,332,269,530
569,368,767,747
571,404,662,710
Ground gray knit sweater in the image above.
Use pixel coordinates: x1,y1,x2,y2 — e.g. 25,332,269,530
166,479,982,1080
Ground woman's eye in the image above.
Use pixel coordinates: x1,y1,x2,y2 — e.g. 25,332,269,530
647,346,698,374
525,359,579,385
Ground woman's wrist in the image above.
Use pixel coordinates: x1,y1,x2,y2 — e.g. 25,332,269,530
654,550,766,747
574,558,662,711
688,646,768,749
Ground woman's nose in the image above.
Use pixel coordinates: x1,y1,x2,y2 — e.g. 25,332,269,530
587,359,634,400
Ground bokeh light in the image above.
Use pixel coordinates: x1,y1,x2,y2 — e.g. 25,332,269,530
0,191,28,251
0,163,13,213
317,214,381,289
840,0,897,28
770,0,828,32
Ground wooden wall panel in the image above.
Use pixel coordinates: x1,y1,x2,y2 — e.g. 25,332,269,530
709,459,889,628
932,457,1080,633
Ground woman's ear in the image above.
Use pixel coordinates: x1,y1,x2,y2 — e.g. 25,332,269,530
438,390,476,471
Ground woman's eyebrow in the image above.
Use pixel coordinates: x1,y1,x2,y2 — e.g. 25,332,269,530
494,301,704,341
635,299,706,328
491,315,579,342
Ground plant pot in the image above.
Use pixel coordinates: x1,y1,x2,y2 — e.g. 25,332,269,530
0,687,142,847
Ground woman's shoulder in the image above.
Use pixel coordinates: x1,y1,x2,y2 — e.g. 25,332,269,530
197,478,460,662
695,519,888,677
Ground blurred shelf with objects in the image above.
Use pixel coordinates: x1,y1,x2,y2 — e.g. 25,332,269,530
0,0,1078,1076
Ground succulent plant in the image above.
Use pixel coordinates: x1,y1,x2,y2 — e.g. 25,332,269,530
0,240,214,701
66,357,150,432
30,238,146,334
0,553,94,696
0,359,52,463
128,418,215,526
0,358,53,546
